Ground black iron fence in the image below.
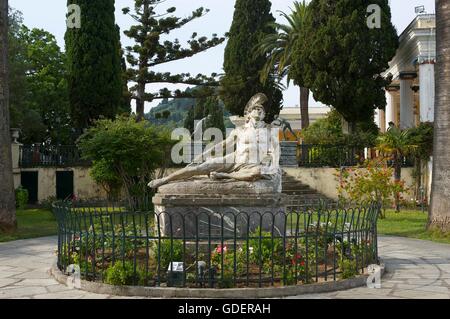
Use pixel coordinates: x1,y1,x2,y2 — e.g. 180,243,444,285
19,145,90,168
54,201,380,288
298,144,361,167
298,144,414,168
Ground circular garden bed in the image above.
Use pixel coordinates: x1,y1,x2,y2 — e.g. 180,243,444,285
52,201,380,296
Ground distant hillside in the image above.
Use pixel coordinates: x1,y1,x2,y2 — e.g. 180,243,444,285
145,94,233,129
145,96,195,127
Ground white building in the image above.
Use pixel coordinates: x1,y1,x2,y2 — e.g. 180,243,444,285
279,106,331,131
377,14,436,131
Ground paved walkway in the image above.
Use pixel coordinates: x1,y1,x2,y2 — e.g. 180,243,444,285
1,236,450,299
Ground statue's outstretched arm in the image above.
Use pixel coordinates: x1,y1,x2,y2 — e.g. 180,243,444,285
188,129,237,166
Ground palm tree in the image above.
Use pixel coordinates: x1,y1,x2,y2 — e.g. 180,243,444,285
428,0,450,232
257,1,311,130
376,127,416,212
0,0,17,232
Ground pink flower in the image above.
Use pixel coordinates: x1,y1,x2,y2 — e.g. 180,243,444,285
216,245,227,254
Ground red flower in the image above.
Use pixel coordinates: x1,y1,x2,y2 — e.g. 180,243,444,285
291,254,303,265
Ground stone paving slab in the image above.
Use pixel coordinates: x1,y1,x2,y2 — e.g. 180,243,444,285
0,235,450,299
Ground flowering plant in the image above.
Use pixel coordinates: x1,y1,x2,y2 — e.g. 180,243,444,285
337,158,408,216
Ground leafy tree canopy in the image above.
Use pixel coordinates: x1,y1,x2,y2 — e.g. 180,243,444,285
302,109,378,148
77,116,174,208
9,9,73,145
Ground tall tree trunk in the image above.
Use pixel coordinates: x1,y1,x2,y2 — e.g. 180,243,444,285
428,0,450,232
135,81,145,121
0,0,17,232
300,86,310,130
135,1,149,122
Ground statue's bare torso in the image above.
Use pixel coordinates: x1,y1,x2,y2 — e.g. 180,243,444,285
148,94,281,189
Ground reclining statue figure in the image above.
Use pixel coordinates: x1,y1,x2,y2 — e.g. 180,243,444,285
148,93,281,189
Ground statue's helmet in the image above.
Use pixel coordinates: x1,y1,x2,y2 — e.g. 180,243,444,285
244,93,269,119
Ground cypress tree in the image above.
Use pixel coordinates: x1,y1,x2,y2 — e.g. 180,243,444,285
205,97,225,135
221,0,283,123
184,106,195,134
65,0,123,129
292,0,398,129
184,97,225,135
119,44,132,116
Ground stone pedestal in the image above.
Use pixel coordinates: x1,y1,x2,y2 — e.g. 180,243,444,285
152,178,287,238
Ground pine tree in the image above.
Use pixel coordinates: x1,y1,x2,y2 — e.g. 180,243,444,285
292,0,398,130
220,0,283,123
123,0,225,121
65,0,123,129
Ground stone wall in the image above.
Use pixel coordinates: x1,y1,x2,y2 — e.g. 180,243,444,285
283,167,417,201
17,167,107,203
13,165,423,204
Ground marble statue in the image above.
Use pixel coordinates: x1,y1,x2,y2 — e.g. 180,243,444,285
148,93,281,190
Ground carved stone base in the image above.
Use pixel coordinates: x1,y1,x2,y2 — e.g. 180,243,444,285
153,191,287,238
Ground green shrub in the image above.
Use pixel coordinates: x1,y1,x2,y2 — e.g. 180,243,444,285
15,187,29,210
104,261,145,286
154,239,183,271
77,116,174,210
336,242,361,279
41,196,57,211
339,257,358,279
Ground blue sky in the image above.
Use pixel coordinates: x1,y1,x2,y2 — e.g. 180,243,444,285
10,0,435,112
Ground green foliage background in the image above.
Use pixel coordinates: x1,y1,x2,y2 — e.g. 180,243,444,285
9,10,73,144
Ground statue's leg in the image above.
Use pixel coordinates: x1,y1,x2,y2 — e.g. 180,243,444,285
148,161,226,188
213,166,262,182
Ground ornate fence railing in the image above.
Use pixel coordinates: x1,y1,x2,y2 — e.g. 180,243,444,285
54,201,380,289
19,145,90,168
297,144,415,168
298,144,361,167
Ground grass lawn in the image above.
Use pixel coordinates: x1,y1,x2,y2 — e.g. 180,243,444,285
0,209,57,243
378,210,450,245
